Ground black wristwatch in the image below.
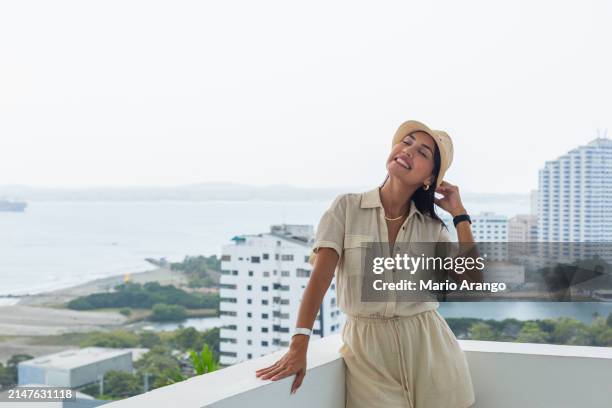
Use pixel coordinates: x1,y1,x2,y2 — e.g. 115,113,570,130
453,214,471,227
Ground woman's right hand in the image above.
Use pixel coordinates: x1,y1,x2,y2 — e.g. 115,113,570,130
255,335,309,394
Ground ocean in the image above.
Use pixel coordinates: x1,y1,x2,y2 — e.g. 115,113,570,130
0,197,530,296
2,198,611,322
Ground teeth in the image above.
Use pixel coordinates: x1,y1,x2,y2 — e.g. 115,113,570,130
395,157,411,170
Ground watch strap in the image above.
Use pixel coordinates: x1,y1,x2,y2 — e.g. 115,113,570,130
453,214,471,227
293,327,312,337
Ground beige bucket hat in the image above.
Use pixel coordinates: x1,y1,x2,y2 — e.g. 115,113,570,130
391,120,453,188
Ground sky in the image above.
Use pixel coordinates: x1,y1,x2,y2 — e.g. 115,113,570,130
0,0,610,193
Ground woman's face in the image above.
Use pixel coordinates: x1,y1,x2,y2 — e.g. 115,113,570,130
386,131,436,187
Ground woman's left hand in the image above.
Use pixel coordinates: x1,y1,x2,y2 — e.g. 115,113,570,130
434,181,467,217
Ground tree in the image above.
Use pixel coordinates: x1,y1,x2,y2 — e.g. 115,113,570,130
468,322,497,341
150,304,187,322
552,318,592,345
516,322,550,343
139,331,161,348
101,370,141,399
173,327,202,351
134,346,181,390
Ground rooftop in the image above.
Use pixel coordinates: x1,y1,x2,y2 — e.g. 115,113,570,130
19,347,132,370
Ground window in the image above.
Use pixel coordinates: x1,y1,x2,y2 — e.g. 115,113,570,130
248,353,252,359
220,284,237,290
263,271,270,277
247,340,252,345
263,253,269,260
221,255,231,261
220,311,237,316
251,256,261,263
247,285,252,290
262,327,269,333
232,270,238,275
247,326,252,332
248,271,254,277
281,270,290,277
247,298,252,304
247,312,252,318
262,285,269,292
262,299,269,305
261,341,269,346
220,351,237,357
262,313,269,319
297,268,311,278
220,297,237,303
281,254,294,261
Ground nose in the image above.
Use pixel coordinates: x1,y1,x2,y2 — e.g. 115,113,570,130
401,145,413,157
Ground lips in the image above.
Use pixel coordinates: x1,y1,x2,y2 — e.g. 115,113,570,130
394,155,412,170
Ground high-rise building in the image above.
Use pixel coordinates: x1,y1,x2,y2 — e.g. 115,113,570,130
538,137,612,243
441,212,508,243
508,215,538,242
218,224,344,366
530,190,539,217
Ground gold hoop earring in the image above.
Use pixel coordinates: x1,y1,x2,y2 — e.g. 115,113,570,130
423,184,430,191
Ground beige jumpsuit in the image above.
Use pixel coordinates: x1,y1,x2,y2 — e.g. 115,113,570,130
309,187,476,408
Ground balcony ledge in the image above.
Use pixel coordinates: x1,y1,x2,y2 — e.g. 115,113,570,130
104,335,612,408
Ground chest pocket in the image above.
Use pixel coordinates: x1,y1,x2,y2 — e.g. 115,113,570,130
342,234,374,276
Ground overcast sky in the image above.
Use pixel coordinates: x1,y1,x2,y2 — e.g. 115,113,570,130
0,0,610,193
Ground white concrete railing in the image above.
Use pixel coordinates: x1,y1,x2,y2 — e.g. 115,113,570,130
104,335,612,408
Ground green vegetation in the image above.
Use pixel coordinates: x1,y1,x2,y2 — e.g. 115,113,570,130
150,304,187,321
119,307,132,317
66,282,219,318
76,327,220,399
0,354,33,390
170,255,220,288
446,313,612,346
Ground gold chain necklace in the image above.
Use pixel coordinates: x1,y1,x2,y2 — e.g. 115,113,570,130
384,209,408,221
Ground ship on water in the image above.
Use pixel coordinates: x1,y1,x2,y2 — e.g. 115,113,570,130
0,199,27,212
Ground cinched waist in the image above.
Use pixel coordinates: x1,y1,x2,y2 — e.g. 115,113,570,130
345,309,436,323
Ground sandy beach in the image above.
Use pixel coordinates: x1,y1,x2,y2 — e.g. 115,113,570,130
0,266,197,363
15,266,189,307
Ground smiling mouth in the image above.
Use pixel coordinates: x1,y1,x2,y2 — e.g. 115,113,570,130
394,157,411,170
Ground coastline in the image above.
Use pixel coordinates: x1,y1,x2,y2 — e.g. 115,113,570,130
0,266,193,363
15,265,188,307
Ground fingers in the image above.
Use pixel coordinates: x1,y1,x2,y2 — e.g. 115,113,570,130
259,364,287,380
255,361,281,377
290,369,306,394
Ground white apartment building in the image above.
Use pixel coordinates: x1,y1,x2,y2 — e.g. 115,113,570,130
441,212,508,261
441,212,508,242
508,215,538,242
538,137,612,243
218,224,344,366
530,189,539,217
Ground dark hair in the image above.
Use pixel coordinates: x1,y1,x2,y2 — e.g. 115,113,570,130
381,142,447,229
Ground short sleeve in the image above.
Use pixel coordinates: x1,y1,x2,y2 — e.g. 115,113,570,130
308,194,347,266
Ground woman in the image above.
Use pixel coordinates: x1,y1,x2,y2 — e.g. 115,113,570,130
256,120,477,408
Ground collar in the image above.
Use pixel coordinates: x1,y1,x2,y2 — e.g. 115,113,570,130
360,186,424,220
